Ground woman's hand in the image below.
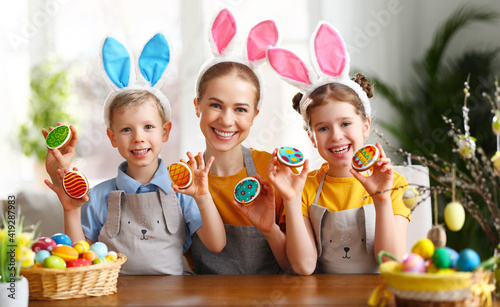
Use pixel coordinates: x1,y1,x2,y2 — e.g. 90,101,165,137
172,152,214,197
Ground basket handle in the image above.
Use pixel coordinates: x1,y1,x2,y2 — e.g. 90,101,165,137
377,250,397,265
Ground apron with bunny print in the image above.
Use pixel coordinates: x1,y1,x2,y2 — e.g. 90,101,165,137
190,146,280,274
98,188,185,275
310,171,379,274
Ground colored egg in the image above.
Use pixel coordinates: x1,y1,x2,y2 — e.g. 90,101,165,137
35,250,51,264
90,242,108,258
352,144,380,172
82,250,97,262
426,261,439,273
93,257,108,265
72,240,90,254
402,253,425,273
51,245,79,262
45,124,72,149
63,170,89,199
457,135,476,159
234,177,261,204
105,251,118,262
427,225,447,248
379,260,401,272
403,187,420,209
43,255,67,269
491,152,500,176
277,147,305,167
168,162,193,188
432,247,451,269
492,110,500,135
457,248,480,272
67,258,92,268
32,237,57,253
445,247,459,269
444,201,465,232
411,238,435,260
51,233,72,246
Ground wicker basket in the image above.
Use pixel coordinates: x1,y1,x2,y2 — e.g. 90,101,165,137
21,253,126,300
369,252,495,307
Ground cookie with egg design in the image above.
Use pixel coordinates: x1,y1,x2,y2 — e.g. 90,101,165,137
277,146,305,167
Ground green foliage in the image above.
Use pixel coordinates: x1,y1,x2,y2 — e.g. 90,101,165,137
372,5,500,257
18,61,74,161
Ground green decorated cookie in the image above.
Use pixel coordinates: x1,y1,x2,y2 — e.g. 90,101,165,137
46,125,72,149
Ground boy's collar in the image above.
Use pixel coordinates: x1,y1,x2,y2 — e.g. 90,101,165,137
115,159,171,194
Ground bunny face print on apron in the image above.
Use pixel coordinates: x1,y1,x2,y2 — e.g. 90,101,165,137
98,188,185,275
190,146,280,274
309,171,379,274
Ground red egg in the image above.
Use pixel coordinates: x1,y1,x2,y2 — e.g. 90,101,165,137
32,237,57,253
51,245,79,262
66,258,92,268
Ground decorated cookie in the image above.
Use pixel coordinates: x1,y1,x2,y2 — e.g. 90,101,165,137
63,170,89,199
234,177,261,204
277,146,305,167
168,162,193,189
351,144,380,172
45,125,72,150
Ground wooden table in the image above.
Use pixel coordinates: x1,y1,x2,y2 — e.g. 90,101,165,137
26,274,498,306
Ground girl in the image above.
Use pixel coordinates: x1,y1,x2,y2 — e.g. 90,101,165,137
266,22,411,275
172,9,290,274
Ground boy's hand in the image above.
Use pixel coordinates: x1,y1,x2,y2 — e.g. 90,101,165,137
44,167,88,211
233,175,276,234
267,148,309,201
42,123,78,187
172,152,214,198
350,143,394,201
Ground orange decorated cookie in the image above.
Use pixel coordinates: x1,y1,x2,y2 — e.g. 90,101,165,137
168,162,193,189
352,144,380,172
63,170,89,199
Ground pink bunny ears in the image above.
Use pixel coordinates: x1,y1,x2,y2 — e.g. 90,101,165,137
195,8,279,109
267,22,371,119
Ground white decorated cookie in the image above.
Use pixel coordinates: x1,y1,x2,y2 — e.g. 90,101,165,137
234,177,261,204
277,146,305,167
351,144,380,172
63,170,89,199
168,162,193,189
45,125,72,150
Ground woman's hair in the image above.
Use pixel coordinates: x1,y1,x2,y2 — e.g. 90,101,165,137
197,62,260,109
292,73,373,129
108,90,166,127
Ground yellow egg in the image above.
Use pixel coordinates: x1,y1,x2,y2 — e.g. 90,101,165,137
411,238,435,260
444,201,465,232
379,260,402,273
403,187,420,209
491,152,500,176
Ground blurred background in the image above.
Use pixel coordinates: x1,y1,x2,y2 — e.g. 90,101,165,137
1,0,500,255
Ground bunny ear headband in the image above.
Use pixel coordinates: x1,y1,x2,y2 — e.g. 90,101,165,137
195,8,279,109
100,33,172,128
267,22,371,120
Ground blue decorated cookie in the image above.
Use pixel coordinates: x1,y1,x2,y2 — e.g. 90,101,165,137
234,177,261,204
277,146,305,167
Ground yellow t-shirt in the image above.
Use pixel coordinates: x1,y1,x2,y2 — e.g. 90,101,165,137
302,163,411,221
208,149,284,226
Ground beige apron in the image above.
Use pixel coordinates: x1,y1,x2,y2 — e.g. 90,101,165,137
98,188,186,275
310,171,378,274
190,146,280,274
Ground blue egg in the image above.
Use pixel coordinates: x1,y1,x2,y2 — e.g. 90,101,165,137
90,242,108,258
35,250,51,264
457,248,480,271
445,247,459,269
51,233,72,246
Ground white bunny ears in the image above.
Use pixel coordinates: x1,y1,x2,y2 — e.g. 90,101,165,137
100,33,172,128
195,8,279,109
267,22,371,119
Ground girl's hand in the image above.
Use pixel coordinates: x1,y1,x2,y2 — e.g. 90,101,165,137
267,148,310,201
233,175,276,234
350,143,393,201
172,152,214,198
42,124,78,187
44,167,89,212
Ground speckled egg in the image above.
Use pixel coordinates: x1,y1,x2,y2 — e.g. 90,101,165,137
32,237,57,253
35,250,51,264
432,247,451,269
90,242,108,258
457,135,476,159
82,250,97,262
51,245,79,262
444,201,465,232
411,238,435,260
457,248,480,272
445,247,459,269
43,255,67,269
403,187,420,209
51,233,72,246
72,240,90,255
93,257,108,265
67,258,92,268
402,253,426,273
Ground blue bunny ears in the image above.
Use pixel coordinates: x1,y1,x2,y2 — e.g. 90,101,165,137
100,33,172,128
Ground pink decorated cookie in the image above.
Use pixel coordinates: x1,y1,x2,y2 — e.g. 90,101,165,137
277,146,305,167
234,177,260,204
45,125,72,150
63,170,89,199
168,162,193,189
351,144,380,172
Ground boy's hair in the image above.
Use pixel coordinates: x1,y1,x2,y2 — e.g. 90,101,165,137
293,73,373,130
196,62,260,110
108,90,166,128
